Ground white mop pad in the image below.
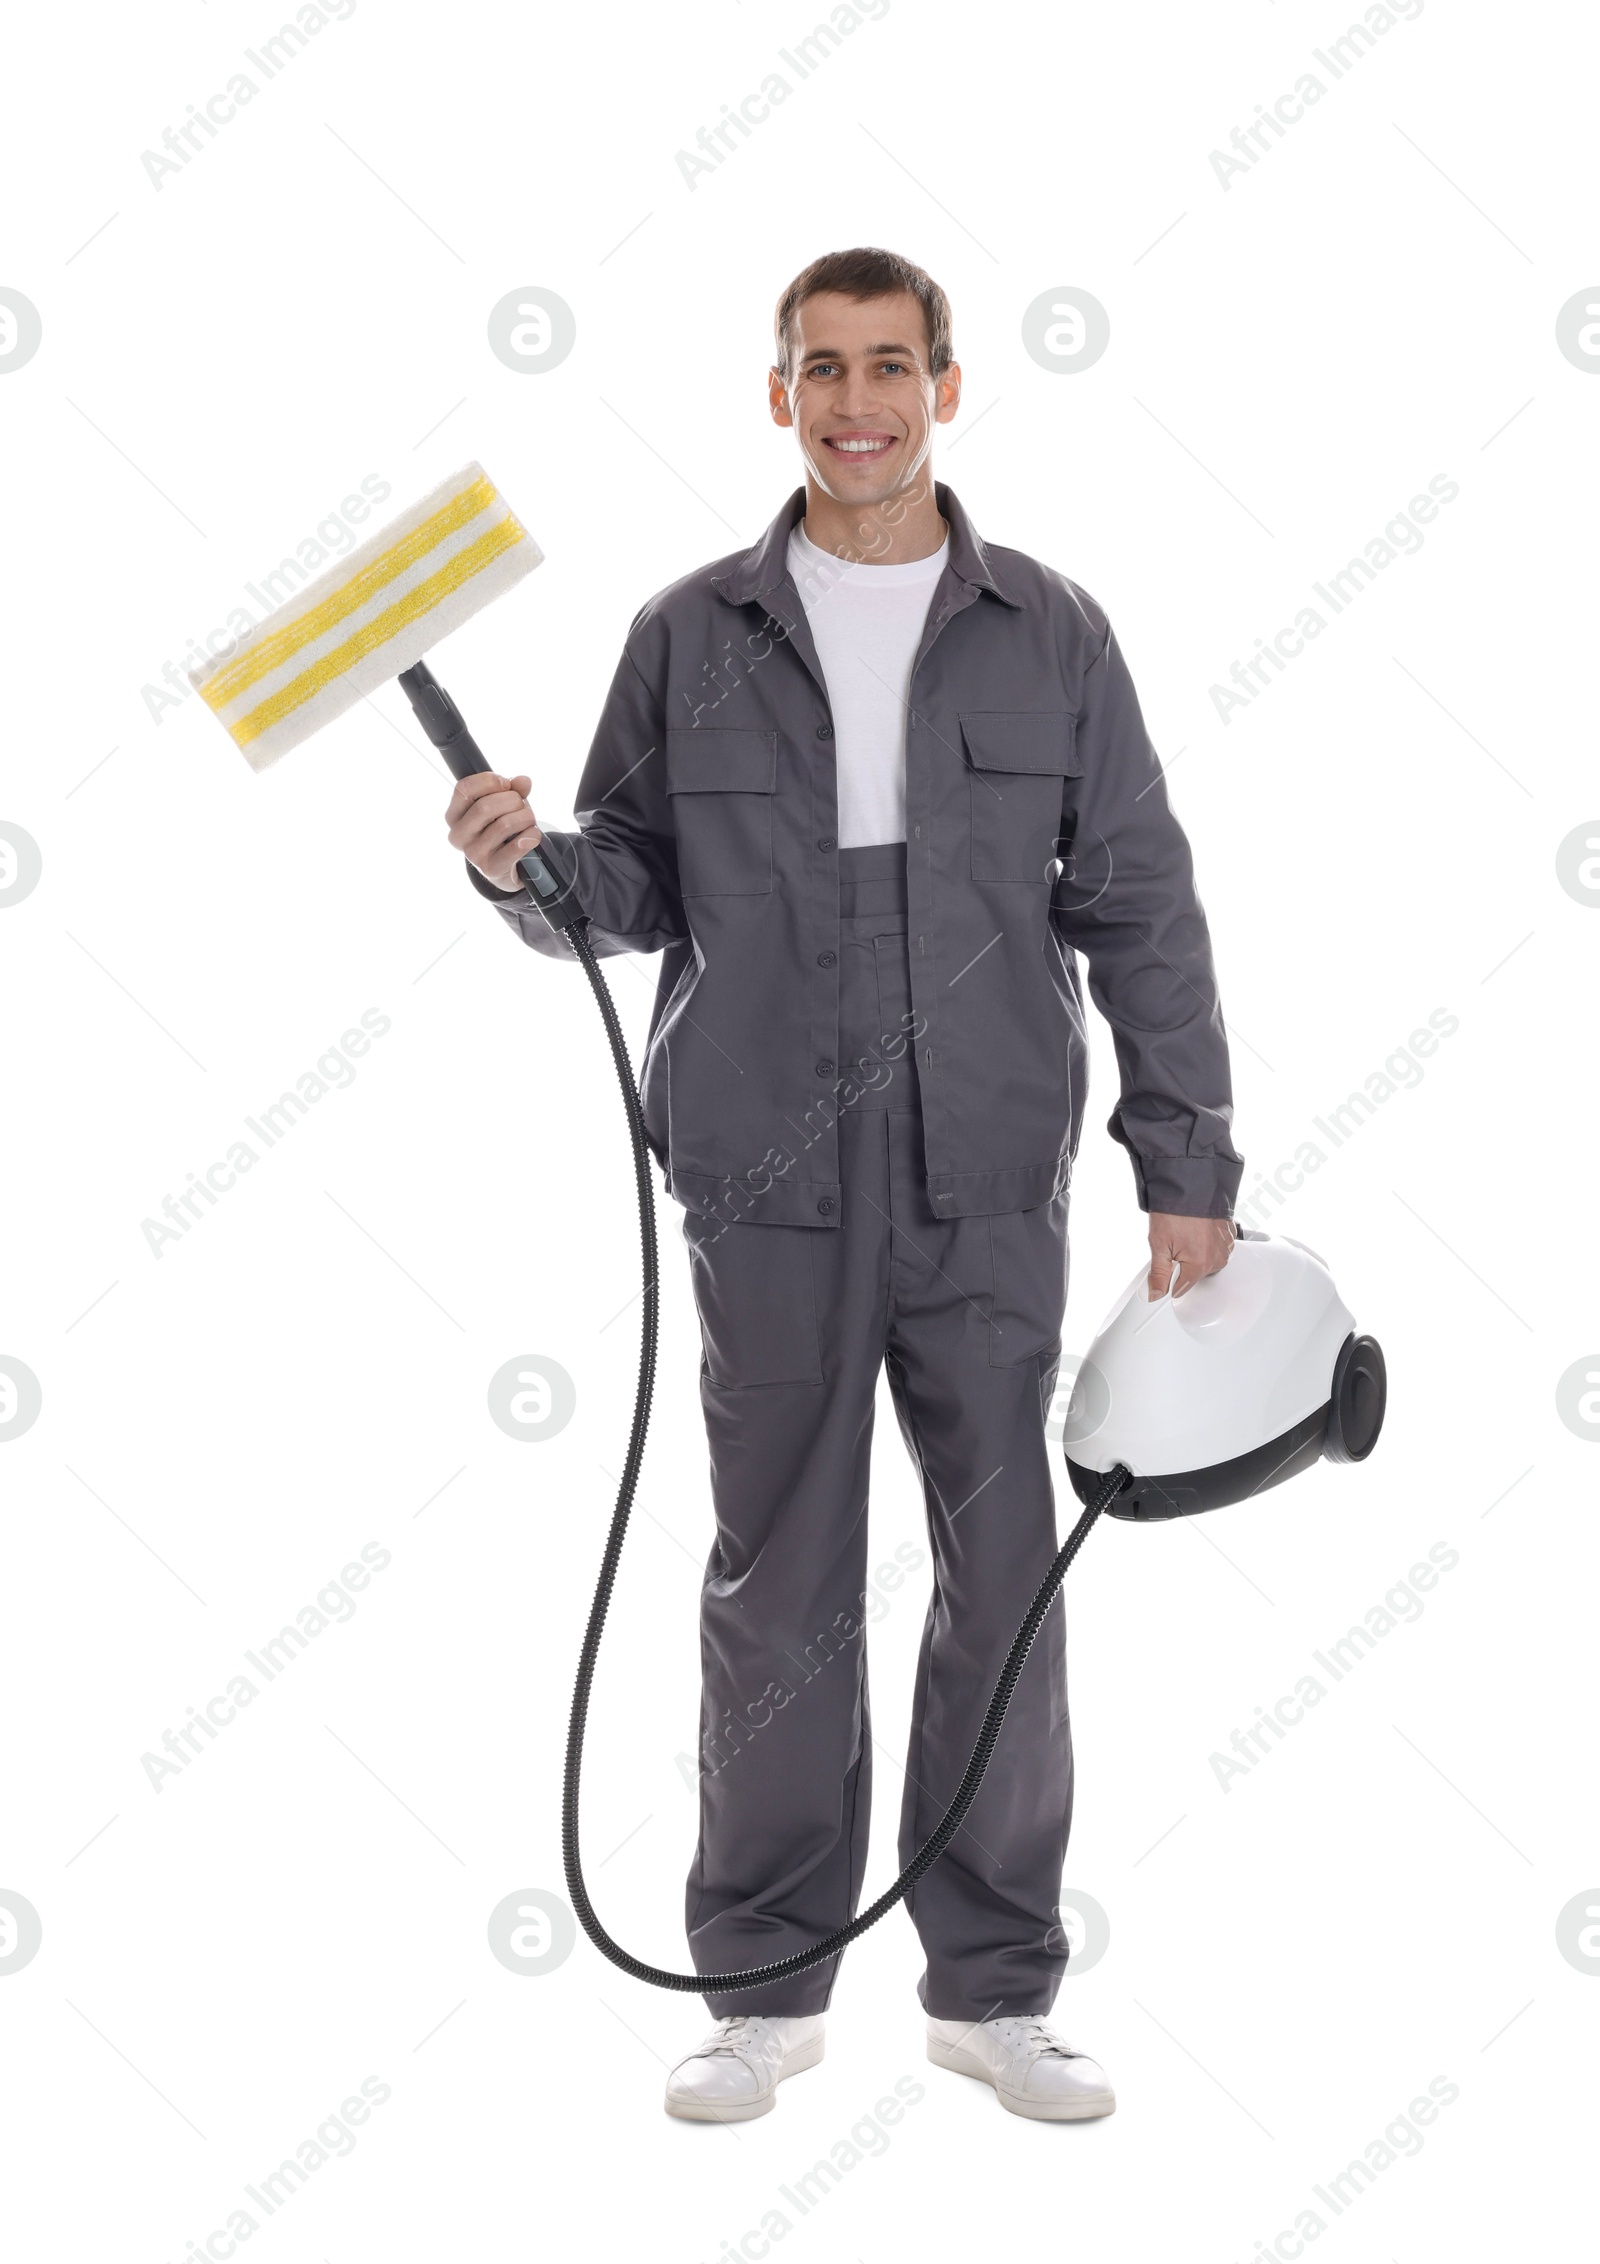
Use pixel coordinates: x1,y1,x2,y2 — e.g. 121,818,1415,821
189,462,542,769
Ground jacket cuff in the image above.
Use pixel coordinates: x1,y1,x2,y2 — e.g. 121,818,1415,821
1128,1151,1244,1220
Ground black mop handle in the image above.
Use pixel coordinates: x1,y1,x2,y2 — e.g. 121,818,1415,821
398,660,583,930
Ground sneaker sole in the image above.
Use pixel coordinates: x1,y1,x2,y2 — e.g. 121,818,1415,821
926,2035,1116,2122
665,2032,826,2122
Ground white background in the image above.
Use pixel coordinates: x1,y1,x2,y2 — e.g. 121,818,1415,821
2,0,1596,2256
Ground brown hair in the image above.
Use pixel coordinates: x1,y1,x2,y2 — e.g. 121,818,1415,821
773,247,953,383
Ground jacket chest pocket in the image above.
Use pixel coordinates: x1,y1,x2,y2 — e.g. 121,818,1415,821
665,728,777,896
960,712,1079,884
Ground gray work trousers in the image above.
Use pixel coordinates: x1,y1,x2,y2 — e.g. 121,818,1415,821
682,846,1076,2020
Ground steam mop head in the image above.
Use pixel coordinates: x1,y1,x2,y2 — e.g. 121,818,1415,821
188,463,541,769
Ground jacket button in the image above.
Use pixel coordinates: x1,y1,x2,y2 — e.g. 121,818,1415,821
817,951,836,968
815,1059,834,1076
818,1197,836,1214
817,836,836,852
816,724,833,740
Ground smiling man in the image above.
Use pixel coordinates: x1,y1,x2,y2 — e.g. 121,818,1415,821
446,247,1243,2123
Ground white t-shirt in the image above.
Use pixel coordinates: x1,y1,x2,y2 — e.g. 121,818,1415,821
786,519,950,848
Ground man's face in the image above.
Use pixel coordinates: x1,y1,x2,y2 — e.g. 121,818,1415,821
768,289,961,507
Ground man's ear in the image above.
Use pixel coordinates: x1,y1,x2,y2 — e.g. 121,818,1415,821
768,367,794,428
934,359,963,426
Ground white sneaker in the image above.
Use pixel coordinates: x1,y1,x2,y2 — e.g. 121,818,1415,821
927,2015,1116,2121
664,2014,825,2122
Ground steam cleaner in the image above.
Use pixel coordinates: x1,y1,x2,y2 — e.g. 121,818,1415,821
190,463,1388,1995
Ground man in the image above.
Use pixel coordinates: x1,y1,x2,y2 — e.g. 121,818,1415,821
446,247,1243,2123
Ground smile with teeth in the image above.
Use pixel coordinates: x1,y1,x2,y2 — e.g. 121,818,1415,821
825,434,896,455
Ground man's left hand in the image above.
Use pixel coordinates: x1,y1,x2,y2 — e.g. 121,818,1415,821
1146,1212,1236,1300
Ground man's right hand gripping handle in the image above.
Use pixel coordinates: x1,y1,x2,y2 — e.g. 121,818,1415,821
401,660,582,932
448,767,544,891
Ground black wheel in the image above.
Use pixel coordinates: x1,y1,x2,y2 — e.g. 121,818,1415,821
1325,1333,1386,1464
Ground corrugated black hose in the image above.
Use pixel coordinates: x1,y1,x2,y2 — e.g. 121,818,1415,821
395,659,1132,1996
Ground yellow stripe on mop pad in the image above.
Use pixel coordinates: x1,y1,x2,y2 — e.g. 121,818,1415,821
188,463,542,769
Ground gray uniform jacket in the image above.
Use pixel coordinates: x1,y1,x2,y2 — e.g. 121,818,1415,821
468,482,1244,1233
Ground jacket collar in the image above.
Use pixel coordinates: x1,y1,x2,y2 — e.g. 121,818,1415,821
711,480,1023,610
